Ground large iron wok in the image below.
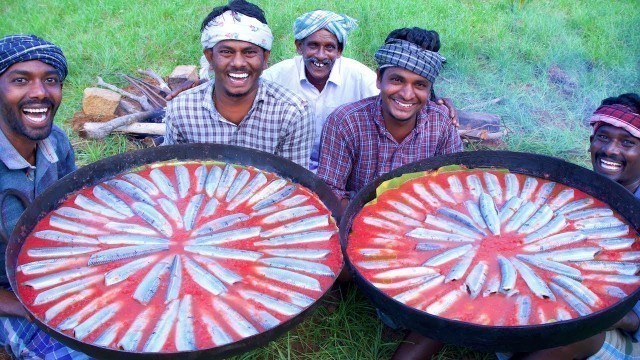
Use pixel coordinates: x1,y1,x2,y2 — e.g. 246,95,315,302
340,150,640,353
4,143,341,359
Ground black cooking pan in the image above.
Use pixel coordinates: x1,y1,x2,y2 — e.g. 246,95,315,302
5,143,341,359
341,150,640,353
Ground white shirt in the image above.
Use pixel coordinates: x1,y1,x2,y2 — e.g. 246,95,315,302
262,56,379,169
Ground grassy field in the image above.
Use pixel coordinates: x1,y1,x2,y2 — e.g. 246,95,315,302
1,0,639,358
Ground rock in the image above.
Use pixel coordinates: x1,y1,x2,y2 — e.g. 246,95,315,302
168,65,198,90
83,87,122,116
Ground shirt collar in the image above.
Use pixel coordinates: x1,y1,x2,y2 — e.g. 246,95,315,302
205,79,266,124
0,128,58,170
296,56,343,88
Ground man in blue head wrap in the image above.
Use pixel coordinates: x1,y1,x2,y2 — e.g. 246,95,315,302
0,34,85,359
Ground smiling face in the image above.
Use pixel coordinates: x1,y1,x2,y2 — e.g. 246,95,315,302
376,67,431,126
590,124,640,193
295,29,342,90
0,60,62,145
204,40,269,99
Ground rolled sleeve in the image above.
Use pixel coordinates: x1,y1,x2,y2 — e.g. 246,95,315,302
317,114,353,200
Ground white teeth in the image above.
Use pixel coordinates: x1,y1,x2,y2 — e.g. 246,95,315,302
24,108,48,114
229,73,249,79
601,159,622,170
393,100,413,108
313,62,325,68
24,113,47,123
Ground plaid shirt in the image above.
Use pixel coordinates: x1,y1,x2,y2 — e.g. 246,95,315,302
317,95,463,200
163,79,314,168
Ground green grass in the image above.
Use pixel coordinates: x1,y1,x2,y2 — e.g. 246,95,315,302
1,0,638,358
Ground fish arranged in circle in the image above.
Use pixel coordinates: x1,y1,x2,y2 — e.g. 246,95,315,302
348,169,639,326
16,161,342,353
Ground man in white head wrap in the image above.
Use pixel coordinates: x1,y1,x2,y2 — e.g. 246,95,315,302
163,0,314,168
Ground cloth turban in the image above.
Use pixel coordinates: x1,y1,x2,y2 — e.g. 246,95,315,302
590,104,640,139
374,38,445,84
0,34,68,80
201,10,273,51
293,10,358,46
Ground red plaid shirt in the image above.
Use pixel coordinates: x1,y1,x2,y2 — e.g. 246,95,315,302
317,95,463,200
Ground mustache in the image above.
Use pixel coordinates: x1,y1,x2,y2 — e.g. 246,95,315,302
307,57,331,65
19,99,55,109
596,152,625,164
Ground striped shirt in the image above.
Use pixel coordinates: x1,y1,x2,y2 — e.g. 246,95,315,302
317,95,463,200
163,79,314,168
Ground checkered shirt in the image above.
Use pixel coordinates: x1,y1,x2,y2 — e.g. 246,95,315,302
163,79,314,168
316,95,462,200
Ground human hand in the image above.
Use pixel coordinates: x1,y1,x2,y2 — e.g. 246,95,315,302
608,310,640,333
164,79,203,101
435,97,458,127
0,289,32,321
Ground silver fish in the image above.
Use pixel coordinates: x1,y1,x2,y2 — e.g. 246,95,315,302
50,216,107,236
423,244,474,266
246,275,315,307
183,194,204,231
35,230,98,245
429,183,456,204
373,267,438,280
105,179,155,205
194,165,208,193
515,295,531,325
93,322,123,348
118,308,153,351
520,177,538,200
401,193,427,210
254,230,335,246
122,173,159,196
596,238,636,250
601,285,627,298
415,243,446,251
245,301,281,331
248,179,287,206
54,207,109,224
582,225,629,240
498,196,523,224
362,216,402,231
437,207,487,236
479,192,500,235
261,215,329,237
27,246,100,258
97,234,169,246
149,168,177,200
160,198,186,231
183,257,227,295
58,288,120,330
74,302,121,340
132,202,173,237
482,275,500,297
201,197,220,217
618,252,640,261
19,258,85,275
357,259,415,270
225,169,250,202
215,164,238,199
202,315,233,346
212,298,258,338
374,275,441,290
517,205,553,235
88,244,169,266
523,215,567,244
255,266,322,291
510,257,554,300
523,231,586,252
575,216,625,230
465,175,483,199
413,183,440,207
504,201,536,233
483,172,503,204
505,173,520,200
184,245,263,261
165,255,182,303
176,296,197,351
566,208,614,221
188,227,261,246
556,198,595,215
517,254,582,280
425,287,465,315
142,300,179,352
448,175,464,197
195,213,249,236
192,255,243,284
258,257,334,276
407,228,475,243
549,283,591,316
204,165,222,197
583,274,640,284
536,247,601,262
424,214,482,240
104,221,159,236
573,261,640,275
24,267,97,290
497,255,517,292
548,189,574,211
75,194,126,219
387,200,423,220
175,165,190,199
444,249,477,283
534,182,555,207
377,210,423,228
238,289,302,316
552,275,599,307
464,261,488,299
556,307,573,321
34,275,102,306
464,200,487,229
252,194,310,216
261,248,330,260
228,172,268,210
92,185,134,217
253,185,296,211
133,256,172,304
44,289,94,322
104,255,157,286
394,274,443,303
